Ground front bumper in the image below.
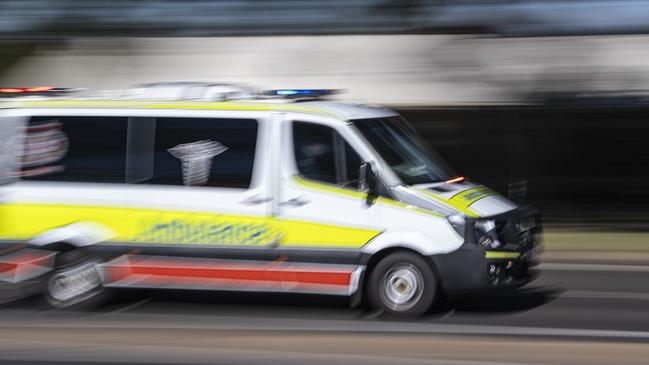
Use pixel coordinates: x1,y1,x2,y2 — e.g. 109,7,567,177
432,206,541,295
431,245,539,295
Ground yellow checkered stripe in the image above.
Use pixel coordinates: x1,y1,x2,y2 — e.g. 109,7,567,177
0,203,379,249
417,186,496,218
11,100,338,118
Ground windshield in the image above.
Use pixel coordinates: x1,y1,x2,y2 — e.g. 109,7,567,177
352,117,455,185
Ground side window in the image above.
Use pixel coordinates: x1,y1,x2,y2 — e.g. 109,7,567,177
140,117,258,188
21,116,127,183
293,121,362,189
343,135,362,187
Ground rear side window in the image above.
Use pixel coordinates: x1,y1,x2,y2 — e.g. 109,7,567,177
137,117,258,188
293,121,362,189
21,116,259,188
21,116,128,183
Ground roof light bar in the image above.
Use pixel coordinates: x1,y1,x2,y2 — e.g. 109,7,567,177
25,86,54,92
0,88,25,93
0,86,55,93
263,89,339,98
0,86,79,98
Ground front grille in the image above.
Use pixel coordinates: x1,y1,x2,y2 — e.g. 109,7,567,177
474,206,542,286
495,217,539,251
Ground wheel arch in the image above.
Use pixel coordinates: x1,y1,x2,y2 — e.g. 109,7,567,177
27,221,115,251
352,246,443,308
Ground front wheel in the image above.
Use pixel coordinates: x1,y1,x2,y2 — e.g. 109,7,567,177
367,252,438,316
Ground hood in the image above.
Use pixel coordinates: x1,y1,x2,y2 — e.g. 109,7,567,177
400,180,518,218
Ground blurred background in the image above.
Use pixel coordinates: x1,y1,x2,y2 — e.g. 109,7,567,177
1,1,649,365
4,0,649,227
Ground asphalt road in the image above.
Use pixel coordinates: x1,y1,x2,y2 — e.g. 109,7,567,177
0,262,647,365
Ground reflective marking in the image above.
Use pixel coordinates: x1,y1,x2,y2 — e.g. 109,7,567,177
0,203,379,248
448,186,496,206
485,251,521,259
417,188,480,218
129,264,351,286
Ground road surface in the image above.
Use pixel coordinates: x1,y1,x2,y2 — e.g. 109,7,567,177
0,262,647,365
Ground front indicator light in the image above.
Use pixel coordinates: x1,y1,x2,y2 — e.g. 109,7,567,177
446,176,465,184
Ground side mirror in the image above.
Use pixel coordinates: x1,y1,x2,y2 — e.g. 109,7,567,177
359,162,378,206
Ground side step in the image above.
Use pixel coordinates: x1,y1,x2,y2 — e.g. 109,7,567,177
101,255,363,296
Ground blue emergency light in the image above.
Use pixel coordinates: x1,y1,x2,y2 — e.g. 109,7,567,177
264,89,339,98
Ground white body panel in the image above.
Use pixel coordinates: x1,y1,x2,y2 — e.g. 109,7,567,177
276,114,465,256
0,101,517,262
367,207,464,255
0,109,276,248
469,194,518,216
277,117,381,245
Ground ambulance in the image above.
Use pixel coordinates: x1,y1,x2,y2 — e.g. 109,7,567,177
0,83,540,314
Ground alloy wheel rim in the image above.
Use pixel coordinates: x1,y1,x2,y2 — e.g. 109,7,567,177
379,263,424,311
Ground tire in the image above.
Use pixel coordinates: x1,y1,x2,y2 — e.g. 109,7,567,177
42,249,109,309
367,252,437,316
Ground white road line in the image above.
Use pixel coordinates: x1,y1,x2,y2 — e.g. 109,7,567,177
562,290,649,301
407,324,649,340
241,321,649,340
540,263,649,272
1,312,649,340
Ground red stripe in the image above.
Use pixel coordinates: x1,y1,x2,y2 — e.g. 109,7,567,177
127,265,351,286
275,270,351,286
105,258,352,286
0,262,17,273
0,252,51,271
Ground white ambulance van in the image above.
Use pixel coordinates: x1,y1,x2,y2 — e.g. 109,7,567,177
0,84,540,314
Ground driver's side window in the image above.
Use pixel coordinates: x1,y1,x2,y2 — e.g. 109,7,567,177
293,121,362,189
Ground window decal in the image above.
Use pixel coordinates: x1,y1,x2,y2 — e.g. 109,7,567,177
167,140,228,186
20,121,68,177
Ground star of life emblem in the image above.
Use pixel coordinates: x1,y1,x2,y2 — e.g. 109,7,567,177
167,140,228,186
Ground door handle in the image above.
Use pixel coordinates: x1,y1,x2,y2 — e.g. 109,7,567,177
279,196,311,207
240,196,273,205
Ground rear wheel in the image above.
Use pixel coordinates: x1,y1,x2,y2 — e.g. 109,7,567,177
367,252,437,316
43,250,108,309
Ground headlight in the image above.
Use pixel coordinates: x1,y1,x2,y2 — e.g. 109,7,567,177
475,220,501,248
446,214,466,237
